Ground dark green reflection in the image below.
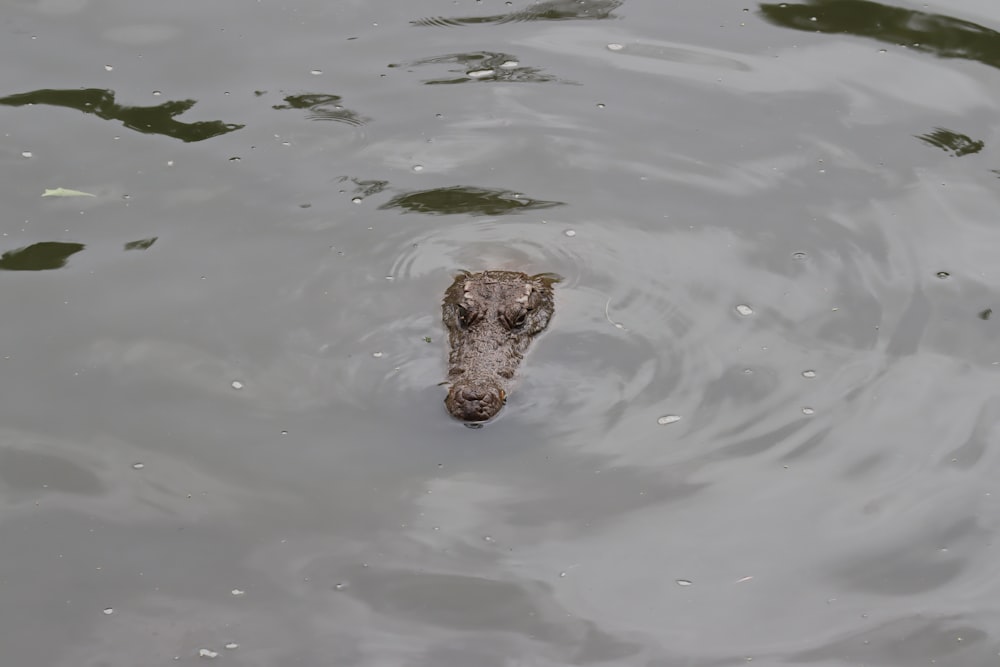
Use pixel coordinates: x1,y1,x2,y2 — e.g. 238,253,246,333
272,93,368,126
916,128,984,156
413,0,621,26
0,89,243,142
124,237,157,251
759,1,1000,70
0,242,84,270
393,52,567,84
380,186,564,216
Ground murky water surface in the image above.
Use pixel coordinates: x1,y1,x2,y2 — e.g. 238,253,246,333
3,0,1000,664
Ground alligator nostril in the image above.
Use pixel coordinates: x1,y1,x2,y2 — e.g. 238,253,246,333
461,387,485,401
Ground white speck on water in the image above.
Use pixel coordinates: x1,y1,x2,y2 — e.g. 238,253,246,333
596,103,606,108
231,589,245,596
499,60,519,69
104,65,113,71
333,582,348,590
802,407,815,415
657,415,682,425
792,251,807,260
372,351,383,358
352,197,363,204
152,90,162,96
131,462,145,470
280,430,288,436
21,151,32,158
466,69,495,78
878,48,887,53
412,164,424,172
676,579,693,586
802,370,817,378
483,535,495,543
735,304,754,316
231,380,244,390
198,649,219,659
102,607,114,615
564,229,576,237
309,69,323,75
607,43,624,51
224,643,239,650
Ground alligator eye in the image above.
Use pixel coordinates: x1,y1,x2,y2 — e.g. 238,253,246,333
458,305,470,328
511,310,528,329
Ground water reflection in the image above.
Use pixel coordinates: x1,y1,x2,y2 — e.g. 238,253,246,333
0,88,243,142
759,0,1000,71
338,176,389,199
916,127,984,156
334,563,641,662
379,186,564,216
392,52,568,85
413,0,622,27
123,237,157,251
272,93,368,126
0,242,84,271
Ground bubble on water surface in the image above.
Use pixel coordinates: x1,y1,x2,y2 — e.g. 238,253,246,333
735,304,753,316
467,69,495,78
102,607,114,615
309,69,323,75
802,407,815,415
224,643,239,650
231,589,245,596
499,60,518,69
198,649,218,659
231,380,244,390
412,165,424,172
676,579,693,586
802,370,816,378
372,351,383,358
104,65,113,71
131,462,145,470
352,197,363,204
657,415,681,425
936,271,950,279
564,229,576,237
792,251,807,260
607,43,623,51
21,151,32,158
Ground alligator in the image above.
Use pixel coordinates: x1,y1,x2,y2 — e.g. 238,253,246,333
442,270,558,422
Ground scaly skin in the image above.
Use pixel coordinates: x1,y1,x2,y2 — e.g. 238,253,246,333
442,270,557,422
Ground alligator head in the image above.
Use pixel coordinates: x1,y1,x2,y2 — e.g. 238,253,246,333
442,270,557,422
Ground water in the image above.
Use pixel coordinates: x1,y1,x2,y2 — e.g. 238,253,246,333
3,0,1000,665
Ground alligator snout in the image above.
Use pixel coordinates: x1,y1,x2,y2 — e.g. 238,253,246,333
442,270,557,423
445,383,506,422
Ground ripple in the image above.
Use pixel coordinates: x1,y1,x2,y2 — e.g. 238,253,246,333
412,0,622,27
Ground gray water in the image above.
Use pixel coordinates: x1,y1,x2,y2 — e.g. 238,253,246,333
3,0,1000,664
